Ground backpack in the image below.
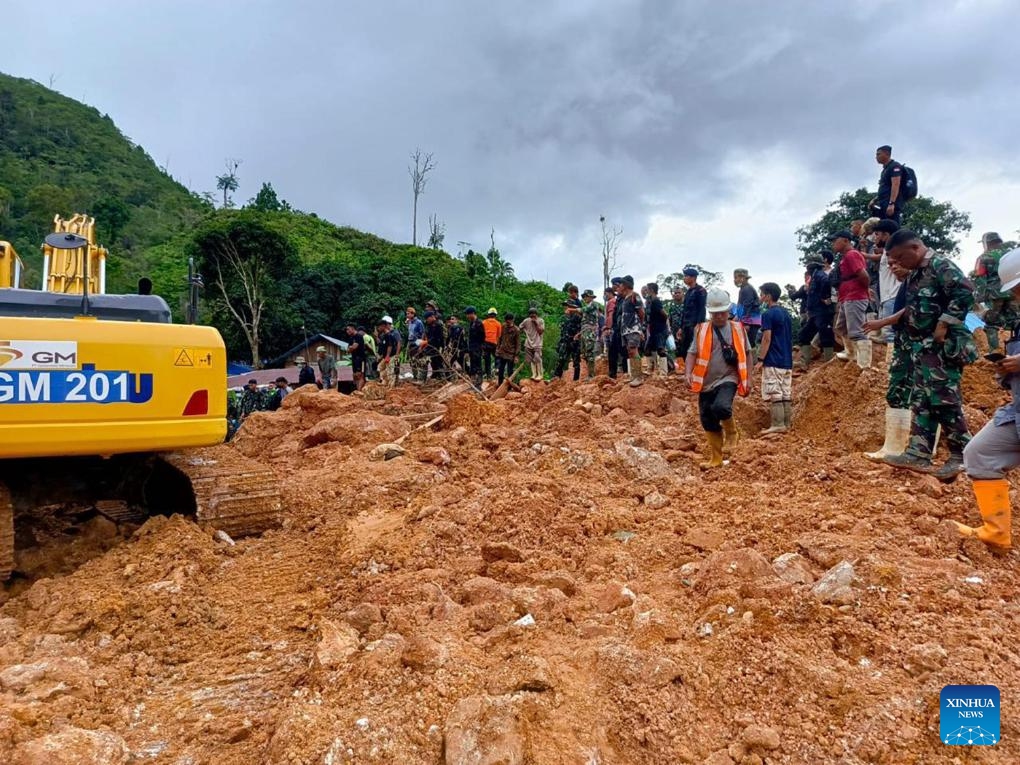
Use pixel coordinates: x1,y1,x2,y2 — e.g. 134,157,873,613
901,164,918,201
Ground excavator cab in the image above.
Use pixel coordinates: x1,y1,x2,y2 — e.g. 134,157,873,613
0,214,280,580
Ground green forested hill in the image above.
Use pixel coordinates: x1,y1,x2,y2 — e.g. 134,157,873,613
0,73,566,367
0,72,210,291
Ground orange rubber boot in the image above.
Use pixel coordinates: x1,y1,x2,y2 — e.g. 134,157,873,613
954,479,1012,552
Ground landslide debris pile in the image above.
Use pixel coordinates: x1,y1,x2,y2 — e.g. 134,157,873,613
2,361,1019,764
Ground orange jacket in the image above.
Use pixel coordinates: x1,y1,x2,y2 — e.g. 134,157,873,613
689,320,750,396
483,317,503,345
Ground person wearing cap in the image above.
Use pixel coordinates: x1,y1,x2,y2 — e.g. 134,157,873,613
420,310,447,381
955,247,1020,553
603,277,627,378
732,269,762,358
870,145,904,224
615,275,646,387
643,282,669,376
971,231,1017,352
266,376,293,411
316,346,337,390
446,315,465,372
829,230,872,367
677,267,707,375
405,306,427,383
295,355,316,388
464,307,487,386
755,282,794,434
580,289,601,380
553,296,583,381
883,230,976,481
377,316,402,388
239,378,267,420
495,312,522,386
686,287,751,468
482,307,503,380
519,307,546,381
345,323,368,391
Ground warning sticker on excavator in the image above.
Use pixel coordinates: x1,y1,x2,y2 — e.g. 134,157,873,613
173,349,214,368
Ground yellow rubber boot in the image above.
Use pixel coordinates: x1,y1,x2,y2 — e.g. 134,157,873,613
954,479,1012,552
720,418,739,455
699,431,724,470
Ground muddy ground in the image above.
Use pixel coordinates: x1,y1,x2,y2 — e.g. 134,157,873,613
1,356,1017,764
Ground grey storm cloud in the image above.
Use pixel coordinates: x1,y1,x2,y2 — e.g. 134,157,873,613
4,0,1020,287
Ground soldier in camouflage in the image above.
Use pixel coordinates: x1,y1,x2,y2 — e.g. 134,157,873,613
553,297,583,381
579,289,600,380
970,232,1018,351
883,230,976,481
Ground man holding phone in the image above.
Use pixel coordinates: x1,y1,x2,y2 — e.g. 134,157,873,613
830,230,872,367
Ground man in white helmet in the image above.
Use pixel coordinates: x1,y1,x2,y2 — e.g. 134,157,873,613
685,288,752,468
376,316,402,388
956,247,1020,552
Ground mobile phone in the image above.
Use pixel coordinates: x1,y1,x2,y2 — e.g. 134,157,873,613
985,353,1006,362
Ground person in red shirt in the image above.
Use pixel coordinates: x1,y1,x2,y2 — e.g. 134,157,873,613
830,229,872,368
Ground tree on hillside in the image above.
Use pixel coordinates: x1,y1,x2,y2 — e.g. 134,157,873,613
462,248,489,282
247,182,290,213
427,214,445,250
91,196,130,245
657,265,723,293
600,215,622,291
796,188,972,261
486,228,514,292
408,148,435,246
192,215,297,367
215,159,241,209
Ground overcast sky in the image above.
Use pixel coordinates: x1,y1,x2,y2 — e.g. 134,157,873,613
4,0,1020,294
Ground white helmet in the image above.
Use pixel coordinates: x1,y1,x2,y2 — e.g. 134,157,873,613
706,287,732,313
997,248,1020,292
381,315,394,324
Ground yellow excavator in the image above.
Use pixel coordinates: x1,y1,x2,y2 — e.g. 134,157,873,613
0,214,281,580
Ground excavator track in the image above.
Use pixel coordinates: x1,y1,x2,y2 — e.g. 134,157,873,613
0,483,13,581
159,445,282,538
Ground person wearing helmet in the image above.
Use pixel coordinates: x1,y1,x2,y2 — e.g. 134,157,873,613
377,316,402,388
686,287,751,468
956,247,1020,553
882,230,976,481
316,346,337,390
482,307,503,380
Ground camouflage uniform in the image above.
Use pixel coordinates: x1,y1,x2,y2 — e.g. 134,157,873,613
886,330,913,409
239,388,266,419
580,300,600,377
554,310,583,381
902,253,976,459
667,300,684,370
972,247,1020,349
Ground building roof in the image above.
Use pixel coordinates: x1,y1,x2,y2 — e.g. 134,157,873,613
266,332,349,368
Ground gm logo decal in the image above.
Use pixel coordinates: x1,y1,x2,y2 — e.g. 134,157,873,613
0,340,78,370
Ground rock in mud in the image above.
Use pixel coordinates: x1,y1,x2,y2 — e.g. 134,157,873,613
443,695,524,765
14,727,129,765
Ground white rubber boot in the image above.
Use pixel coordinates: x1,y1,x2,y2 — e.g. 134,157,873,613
856,339,873,369
865,407,910,460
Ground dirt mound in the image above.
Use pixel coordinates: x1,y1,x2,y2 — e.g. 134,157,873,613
3,365,1019,764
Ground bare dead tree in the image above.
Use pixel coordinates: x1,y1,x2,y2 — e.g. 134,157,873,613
408,148,436,246
600,215,623,292
210,238,267,367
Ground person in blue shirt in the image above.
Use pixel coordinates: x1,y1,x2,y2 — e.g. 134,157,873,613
755,282,794,434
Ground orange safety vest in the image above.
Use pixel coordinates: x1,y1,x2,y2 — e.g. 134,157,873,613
689,320,750,396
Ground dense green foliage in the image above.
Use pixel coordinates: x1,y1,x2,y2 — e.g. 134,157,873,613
191,209,566,367
0,72,210,294
796,188,972,261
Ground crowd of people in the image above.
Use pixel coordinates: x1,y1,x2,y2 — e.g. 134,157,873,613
232,145,1018,554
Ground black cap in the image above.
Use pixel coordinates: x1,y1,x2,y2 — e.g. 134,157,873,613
464,306,477,315
829,229,854,241
621,275,634,287
610,277,623,285
877,144,892,153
